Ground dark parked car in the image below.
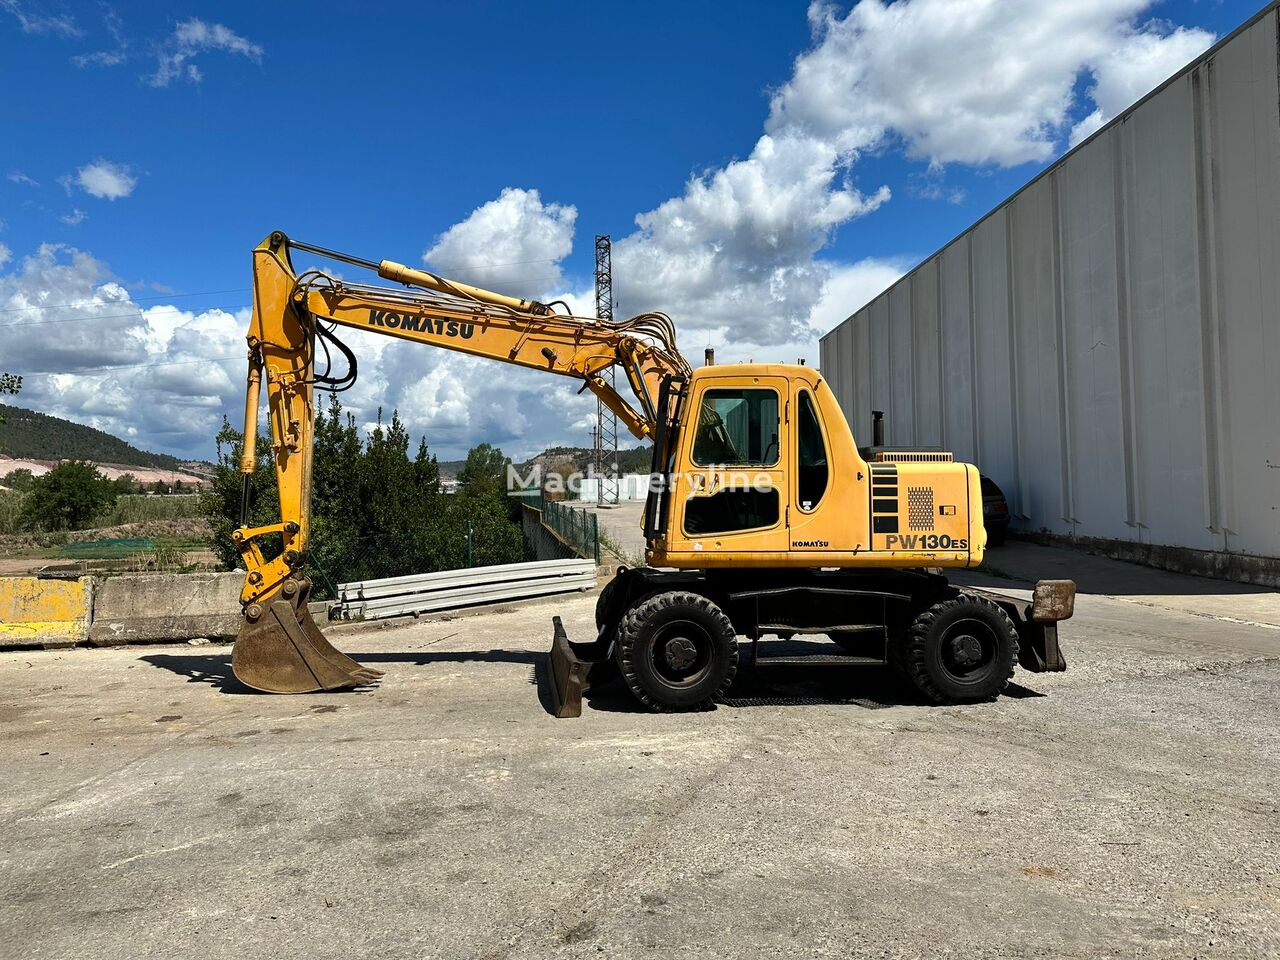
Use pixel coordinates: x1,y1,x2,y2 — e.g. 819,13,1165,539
981,475,1010,545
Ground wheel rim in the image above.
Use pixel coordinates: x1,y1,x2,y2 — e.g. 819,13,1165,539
648,618,714,688
937,617,999,686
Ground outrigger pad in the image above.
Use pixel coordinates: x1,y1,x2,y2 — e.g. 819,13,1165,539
232,577,383,694
548,616,612,718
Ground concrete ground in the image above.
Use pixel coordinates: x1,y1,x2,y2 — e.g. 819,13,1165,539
2,546,1278,959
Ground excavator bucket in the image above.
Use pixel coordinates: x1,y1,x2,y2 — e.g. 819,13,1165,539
232,577,383,694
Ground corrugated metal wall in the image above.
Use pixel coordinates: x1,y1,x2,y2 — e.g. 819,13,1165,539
819,6,1280,560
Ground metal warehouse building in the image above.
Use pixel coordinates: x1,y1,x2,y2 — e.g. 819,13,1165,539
819,3,1280,582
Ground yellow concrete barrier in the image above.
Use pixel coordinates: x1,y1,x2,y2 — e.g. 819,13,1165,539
0,576,91,649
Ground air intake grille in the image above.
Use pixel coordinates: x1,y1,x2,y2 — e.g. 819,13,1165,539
908,487,935,530
873,451,954,463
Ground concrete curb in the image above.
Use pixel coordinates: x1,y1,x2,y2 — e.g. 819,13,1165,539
88,572,242,646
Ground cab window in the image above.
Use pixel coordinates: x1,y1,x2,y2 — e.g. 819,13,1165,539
796,389,828,511
691,389,780,467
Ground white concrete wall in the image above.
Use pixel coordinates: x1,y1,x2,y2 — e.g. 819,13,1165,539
572,474,652,502
820,6,1280,561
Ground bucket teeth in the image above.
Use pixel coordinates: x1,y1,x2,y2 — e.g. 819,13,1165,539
232,578,382,694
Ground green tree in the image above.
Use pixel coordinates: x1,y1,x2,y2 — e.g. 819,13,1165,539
0,373,19,425
457,442,511,500
19,461,118,531
199,418,279,570
443,493,528,568
308,394,365,589
414,436,441,499
113,473,139,495
354,409,419,581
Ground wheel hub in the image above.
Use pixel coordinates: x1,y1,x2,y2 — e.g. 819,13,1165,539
663,636,699,671
949,633,983,668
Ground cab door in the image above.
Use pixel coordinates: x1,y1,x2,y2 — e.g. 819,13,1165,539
787,380,863,554
670,375,790,553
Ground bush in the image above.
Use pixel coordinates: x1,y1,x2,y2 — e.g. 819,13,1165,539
0,489,24,534
19,461,118,531
5,468,35,493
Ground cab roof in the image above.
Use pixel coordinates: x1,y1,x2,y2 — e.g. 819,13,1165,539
687,362,822,387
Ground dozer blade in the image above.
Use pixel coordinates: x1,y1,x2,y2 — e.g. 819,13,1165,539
547,615,613,718
232,577,384,694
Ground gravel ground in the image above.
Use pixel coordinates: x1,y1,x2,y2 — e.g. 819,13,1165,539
1,551,1277,959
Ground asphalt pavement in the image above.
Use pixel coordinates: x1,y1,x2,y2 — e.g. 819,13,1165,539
2,545,1277,959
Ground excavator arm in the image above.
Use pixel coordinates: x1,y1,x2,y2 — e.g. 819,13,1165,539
230,231,688,694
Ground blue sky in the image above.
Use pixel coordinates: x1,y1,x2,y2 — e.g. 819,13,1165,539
0,0,1260,460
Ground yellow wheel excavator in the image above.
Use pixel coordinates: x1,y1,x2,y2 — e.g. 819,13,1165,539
231,232,1074,714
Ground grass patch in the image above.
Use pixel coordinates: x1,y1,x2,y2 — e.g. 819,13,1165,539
104,494,203,525
598,529,644,567
55,535,208,571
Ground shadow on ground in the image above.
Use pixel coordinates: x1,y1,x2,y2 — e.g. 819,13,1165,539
142,640,1046,715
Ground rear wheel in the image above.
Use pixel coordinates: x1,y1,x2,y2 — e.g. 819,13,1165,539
896,594,1018,703
616,591,738,711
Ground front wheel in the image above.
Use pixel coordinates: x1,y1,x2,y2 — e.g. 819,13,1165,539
616,591,738,711
895,594,1018,703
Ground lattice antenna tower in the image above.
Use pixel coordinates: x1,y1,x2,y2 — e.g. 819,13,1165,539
594,235,620,505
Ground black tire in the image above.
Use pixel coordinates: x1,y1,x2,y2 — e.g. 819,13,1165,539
583,575,622,688
595,574,621,633
987,527,1007,546
616,591,738,711
896,594,1018,704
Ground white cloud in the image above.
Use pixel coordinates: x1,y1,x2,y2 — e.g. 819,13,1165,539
149,19,263,87
1070,22,1214,145
808,258,909,332
768,0,1212,168
0,243,10,268
75,159,136,200
7,171,39,187
71,6,128,68
0,0,80,37
60,208,87,226
0,240,598,462
614,134,890,347
0,244,247,458
423,188,576,295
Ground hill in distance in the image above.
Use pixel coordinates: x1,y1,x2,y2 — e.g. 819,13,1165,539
437,444,653,479
519,445,653,475
0,405,650,480
0,404,193,471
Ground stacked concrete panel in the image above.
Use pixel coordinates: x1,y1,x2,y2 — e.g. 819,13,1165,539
820,5,1280,572
88,572,243,646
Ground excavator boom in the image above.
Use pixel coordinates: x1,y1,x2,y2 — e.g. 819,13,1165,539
231,231,689,693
